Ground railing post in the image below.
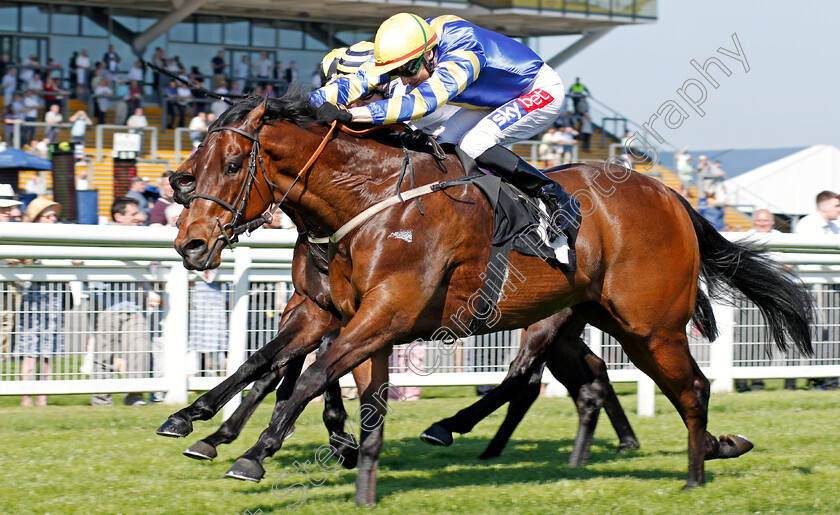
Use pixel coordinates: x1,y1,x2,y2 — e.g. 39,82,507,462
223,247,252,420
162,263,189,404
148,126,158,160
710,301,736,393
95,125,104,163
174,128,182,163
637,373,655,417
13,122,20,149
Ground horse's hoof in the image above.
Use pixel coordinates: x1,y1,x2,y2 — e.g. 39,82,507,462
420,423,453,447
183,440,217,461
329,432,359,470
225,458,264,482
477,451,500,461
156,417,193,438
618,438,640,453
721,433,754,456
681,480,703,491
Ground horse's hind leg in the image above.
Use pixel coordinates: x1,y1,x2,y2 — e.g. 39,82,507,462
184,368,283,460
419,311,574,447
569,339,640,454
476,357,545,461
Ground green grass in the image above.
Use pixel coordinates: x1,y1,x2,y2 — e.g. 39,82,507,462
0,383,838,514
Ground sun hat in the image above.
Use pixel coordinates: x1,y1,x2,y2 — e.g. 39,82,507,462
25,196,60,222
0,183,21,208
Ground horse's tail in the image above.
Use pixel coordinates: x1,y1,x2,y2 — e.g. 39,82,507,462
673,192,815,355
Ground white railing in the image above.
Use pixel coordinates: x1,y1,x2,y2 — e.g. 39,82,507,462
1,224,839,418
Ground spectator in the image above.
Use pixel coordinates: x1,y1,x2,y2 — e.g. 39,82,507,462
148,171,174,226
734,208,781,393
152,47,166,93
103,45,120,73
273,60,285,91
16,197,76,407
93,78,113,125
211,82,230,118
26,72,43,94
677,154,695,199
175,81,193,126
113,78,129,125
264,83,277,99
164,201,183,227
69,110,92,150
68,51,78,93
126,176,152,220
126,107,148,151
188,111,208,148
21,90,41,144
19,55,37,84
164,81,180,128
211,50,227,87
794,190,840,391
698,189,726,231
44,104,62,142
284,61,299,85
4,99,23,146
75,49,91,98
1,68,15,105
126,80,143,114
579,112,593,152
557,126,578,165
0,54,8,80
253,51,272,79
126,60,145,84
539,127,561,168
234,55,249,91
187,269,229,377
0,185,22,361
91,197,157,406
567,76,590,113
42,75,66,111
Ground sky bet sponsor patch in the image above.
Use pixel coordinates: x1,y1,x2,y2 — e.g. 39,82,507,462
490,89,555,130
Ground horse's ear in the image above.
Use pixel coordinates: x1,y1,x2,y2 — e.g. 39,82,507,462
241,101,267,131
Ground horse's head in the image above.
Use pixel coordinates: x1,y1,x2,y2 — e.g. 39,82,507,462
172,97,278,270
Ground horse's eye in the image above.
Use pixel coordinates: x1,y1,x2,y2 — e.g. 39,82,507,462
226,162,242,175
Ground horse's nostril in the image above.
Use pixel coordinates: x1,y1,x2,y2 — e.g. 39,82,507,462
181,239,207,257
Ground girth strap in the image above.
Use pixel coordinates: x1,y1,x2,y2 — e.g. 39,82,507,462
307,174,484,246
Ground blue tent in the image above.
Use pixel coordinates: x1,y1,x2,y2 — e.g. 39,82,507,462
0,148,52,170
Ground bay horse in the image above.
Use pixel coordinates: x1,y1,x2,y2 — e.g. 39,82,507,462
172,210,639,468
165,91,813,504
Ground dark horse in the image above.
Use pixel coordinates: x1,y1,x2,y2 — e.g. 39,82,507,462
164,91,813,504
176,213,639,467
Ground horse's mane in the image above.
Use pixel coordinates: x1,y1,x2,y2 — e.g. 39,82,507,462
211,84,452,158
212,84,319,129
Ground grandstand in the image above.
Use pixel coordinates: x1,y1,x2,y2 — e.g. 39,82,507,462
1,1,761,229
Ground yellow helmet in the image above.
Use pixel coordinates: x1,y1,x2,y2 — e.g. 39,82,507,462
372,13,437,76
320,47,347,85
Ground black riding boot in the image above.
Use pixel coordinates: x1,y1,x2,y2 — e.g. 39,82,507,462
474,144,579,235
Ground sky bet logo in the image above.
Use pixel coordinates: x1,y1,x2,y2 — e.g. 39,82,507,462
491,89,555,130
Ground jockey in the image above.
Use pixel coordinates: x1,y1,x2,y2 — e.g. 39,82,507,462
310,13,579,236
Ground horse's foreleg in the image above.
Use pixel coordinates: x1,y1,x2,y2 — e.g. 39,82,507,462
225,300,402,488
184,368,283,460
354,351,390,506
157,296,334,439
591,352,639,453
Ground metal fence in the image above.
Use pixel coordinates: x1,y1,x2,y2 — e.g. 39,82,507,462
1,223,839,417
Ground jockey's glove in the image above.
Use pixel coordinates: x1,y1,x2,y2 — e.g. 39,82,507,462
315,102,353,124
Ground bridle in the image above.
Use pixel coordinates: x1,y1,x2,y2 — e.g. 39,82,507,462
170,118,339,254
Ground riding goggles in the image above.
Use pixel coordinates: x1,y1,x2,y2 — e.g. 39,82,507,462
391,57,424,78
